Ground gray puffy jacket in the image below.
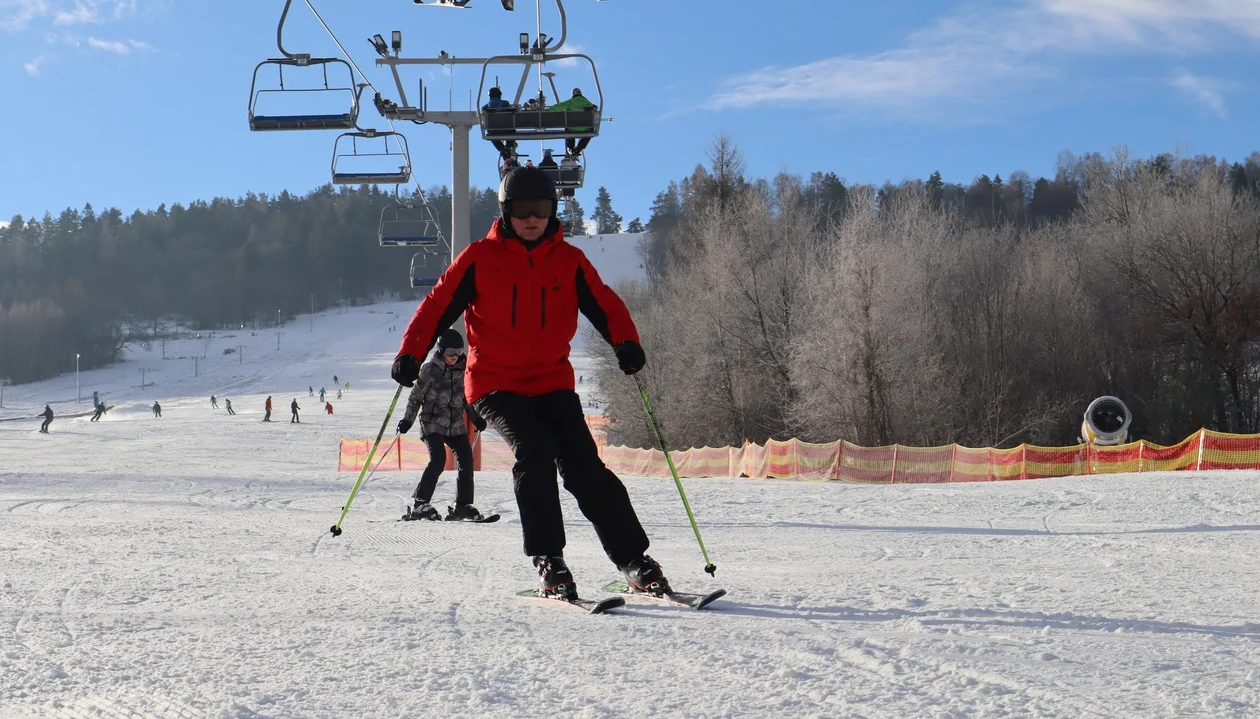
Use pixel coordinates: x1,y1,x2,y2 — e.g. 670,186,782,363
402,350,483,437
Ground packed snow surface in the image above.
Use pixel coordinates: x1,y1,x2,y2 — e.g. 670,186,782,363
2,295,1259,718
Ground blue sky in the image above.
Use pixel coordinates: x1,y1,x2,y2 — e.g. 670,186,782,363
3,0,1260,228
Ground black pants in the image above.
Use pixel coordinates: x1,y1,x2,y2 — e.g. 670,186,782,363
263,408,271,421
475,390,648,565
414,432,474,506
227,406,235,415
291,410,299,423
40,418,51,432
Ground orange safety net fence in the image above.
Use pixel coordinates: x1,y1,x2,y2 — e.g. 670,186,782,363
340,427,1260,482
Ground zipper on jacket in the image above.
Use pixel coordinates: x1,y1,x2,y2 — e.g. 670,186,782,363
540,287,546,329
511,285,518,328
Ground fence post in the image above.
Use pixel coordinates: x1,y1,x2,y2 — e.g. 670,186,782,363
1086,443,1093,475
1020,444,1027,480
1138,440,1144,473
890,444,898,484
1195,428,1206,471
949,443,957,483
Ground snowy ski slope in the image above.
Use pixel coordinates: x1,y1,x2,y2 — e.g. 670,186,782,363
3,255,1259,717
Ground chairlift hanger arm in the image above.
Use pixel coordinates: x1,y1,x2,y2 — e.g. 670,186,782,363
276,0,310,62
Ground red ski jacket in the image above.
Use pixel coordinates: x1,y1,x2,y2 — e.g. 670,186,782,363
398,219,640,403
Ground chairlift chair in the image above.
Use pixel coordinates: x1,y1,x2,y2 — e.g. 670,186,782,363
248,57,359,131
331,131,412,185
539,150,585,189
477,55,603,142
410,251,448,289
379,203,443,247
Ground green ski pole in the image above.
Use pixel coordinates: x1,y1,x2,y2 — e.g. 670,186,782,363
634,374,717,576
330,385,403,536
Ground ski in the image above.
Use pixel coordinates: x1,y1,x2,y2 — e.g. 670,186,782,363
396,513,500,523
601,581,726,610
444,513,501,523
515,589,624,614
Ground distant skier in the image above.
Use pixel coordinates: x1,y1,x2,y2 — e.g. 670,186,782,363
90,401,107,422
225,398,235,415
344,381,350,392
334,374,339,385
391,167,665,601
325,402,334,415
210,395,218,409
263,396,272,422
396,330,487,521
290,398,300,424
152,402,162,418
336,389,342,400
38,405,53,433
309,386,314,397
319,387,325,403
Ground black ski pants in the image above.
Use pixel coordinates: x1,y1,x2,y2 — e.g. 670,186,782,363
40,418,52,432
474,389,649,566
415,432,474,506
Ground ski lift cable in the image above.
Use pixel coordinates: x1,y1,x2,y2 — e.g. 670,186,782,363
302,0,436,215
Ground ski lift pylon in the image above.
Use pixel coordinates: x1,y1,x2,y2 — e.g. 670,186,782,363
332,131,412,185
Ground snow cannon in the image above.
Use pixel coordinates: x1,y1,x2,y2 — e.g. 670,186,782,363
1080,396,1131,446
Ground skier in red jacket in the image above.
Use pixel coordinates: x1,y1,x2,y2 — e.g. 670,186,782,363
393,166,664,601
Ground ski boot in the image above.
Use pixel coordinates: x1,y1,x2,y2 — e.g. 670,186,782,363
618,555,671,596
408,500,442,521
532,555,577,600
446,504,484,522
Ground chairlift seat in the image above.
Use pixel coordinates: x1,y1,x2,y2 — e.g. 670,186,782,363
333,170,412,185
540,164,585,189
250,113,357,132
480,109,600,141
380,204,445,247
411,252,448,289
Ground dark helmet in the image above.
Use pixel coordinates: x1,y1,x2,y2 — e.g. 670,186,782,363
571,87,582,97
499,165,556,211
437,329,464,351
489,86,502,97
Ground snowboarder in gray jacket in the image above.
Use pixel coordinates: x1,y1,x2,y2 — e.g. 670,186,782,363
396,329,487,521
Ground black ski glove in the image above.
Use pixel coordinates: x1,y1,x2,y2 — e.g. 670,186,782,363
397,417,413,435
471,415,487,433
392,353,420,387
614,341,646,375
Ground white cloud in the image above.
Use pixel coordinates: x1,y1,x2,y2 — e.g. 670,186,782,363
1170,70,1229,118
1,0,50,31
53,1,95,25
22,52,53,75
711,0,1260,117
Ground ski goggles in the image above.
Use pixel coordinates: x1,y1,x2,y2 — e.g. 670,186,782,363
442,347,463,357
507,199,555,220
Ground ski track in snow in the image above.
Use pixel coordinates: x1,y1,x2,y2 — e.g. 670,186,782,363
1,298,1258,717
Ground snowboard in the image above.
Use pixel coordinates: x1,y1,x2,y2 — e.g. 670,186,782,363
601,581,727,610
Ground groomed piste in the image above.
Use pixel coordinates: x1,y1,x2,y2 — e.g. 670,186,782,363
2,299,1258,718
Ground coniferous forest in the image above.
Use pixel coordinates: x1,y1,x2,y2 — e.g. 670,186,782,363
5,140,1260,450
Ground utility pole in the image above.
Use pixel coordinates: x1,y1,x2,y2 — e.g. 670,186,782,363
76,353,80,403
276,332,283,350
139,368,148,389
237,345,244,365
277,308,282,328
0,378,9,408
338,279,343,314
310,293,314,332
194,356,199,378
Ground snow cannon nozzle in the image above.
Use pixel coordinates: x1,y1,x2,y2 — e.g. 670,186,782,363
330,525,342,537
705,564,717,577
